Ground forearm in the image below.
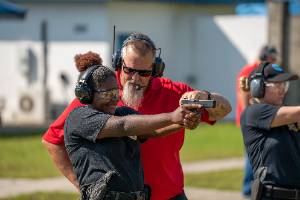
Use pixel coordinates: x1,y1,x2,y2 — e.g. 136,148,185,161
42,140,80,191
207,93,232,121
271,106,300,128
139,124,183,139
99,113,174,138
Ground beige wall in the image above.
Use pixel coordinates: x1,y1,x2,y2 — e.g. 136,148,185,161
0,2,268,125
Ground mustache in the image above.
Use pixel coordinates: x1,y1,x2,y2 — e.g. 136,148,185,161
127,82,146,91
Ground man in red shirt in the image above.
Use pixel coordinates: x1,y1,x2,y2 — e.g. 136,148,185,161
235,45,278,197
43,33,232,200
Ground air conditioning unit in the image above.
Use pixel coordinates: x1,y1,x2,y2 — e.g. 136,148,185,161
4,87,49,126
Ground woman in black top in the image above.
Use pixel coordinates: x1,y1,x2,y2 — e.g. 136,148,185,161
64,65,201,200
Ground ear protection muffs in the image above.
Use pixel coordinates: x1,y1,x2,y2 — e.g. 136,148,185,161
250,62,270,98
111,34,165,77
74,65,100,104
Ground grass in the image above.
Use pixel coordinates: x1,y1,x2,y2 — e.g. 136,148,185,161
0,169,244,200
181,122,244,162
185,168,243,191
0,192,79,200
0,122,245,179
0,123,246,199
0,133,60,178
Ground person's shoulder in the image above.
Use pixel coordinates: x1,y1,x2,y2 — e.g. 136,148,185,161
67,105,84,118
152,77,172,86
70,98,85,107
245,103,276,117
153,77,192,92
68,105,99,119
156,77,187,86
249,103,276,110
245,103,262,112
66,106,110,132
241,104,260,126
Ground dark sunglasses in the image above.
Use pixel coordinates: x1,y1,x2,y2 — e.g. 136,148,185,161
93,88,119,97
122,62,152,77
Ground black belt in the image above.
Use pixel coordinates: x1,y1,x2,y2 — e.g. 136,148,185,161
263,185,300,200
105,191,146,200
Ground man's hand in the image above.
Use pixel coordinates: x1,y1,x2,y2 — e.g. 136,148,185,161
180,91,209,103
171,104,202,128
182,111,201,130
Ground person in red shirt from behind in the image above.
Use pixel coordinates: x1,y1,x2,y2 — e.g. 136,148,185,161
236,45,278,197
43,33,232,200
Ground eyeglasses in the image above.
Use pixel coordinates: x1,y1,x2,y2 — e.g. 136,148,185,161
265,81,290,93
122,61,152,77
93,88,119,100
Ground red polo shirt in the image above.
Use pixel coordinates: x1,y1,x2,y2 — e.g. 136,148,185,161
235,62,259,126
43,72,214,200
116,71,214,200
43,98,84,145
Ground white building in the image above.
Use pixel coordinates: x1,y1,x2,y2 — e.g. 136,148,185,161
0,0,267,126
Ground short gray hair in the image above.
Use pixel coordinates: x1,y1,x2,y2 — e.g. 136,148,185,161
121,33,156,61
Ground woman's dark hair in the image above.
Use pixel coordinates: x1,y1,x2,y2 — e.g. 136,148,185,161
74,51,103,72
88,66,116,90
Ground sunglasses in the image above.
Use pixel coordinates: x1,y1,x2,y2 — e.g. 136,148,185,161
122,61,153,77
265,81,290,93
93,88,119,100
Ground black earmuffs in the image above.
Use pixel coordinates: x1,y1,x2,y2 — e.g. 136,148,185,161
250,62,270,98
74,65,100,104
111,34,165,77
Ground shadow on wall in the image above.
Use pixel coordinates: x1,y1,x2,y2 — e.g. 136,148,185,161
19,47,38,85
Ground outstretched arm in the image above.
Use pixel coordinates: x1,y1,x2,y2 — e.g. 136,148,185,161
97,105,202,139
140,111,200,139
271,106,300,128
206,92,232,121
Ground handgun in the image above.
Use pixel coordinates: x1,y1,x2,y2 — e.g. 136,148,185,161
180,99,216,108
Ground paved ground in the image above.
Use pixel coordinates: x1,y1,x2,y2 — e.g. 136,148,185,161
182,158,244,173
0,158,247,200
186,187,247,200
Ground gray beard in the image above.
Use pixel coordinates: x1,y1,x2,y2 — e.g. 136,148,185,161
122,81,144,110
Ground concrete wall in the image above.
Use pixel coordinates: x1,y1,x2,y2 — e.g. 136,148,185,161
0,3,110,125
0,2,267,125
108,3,267,120
0,41,46,124
194,15,267,119
288,15,300,105
268,1,300,106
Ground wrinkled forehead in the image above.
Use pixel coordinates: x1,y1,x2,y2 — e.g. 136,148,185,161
122,47,154,70
122,41,155,58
